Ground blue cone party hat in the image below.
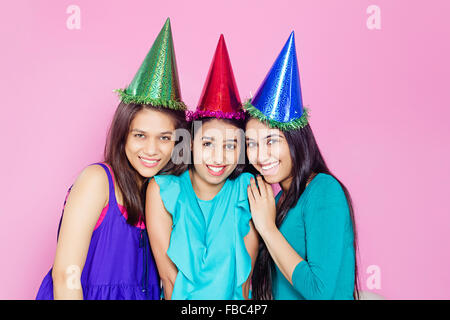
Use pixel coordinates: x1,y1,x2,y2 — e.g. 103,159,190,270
244,31,308,130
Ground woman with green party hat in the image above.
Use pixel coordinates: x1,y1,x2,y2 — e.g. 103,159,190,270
36,18,189,300
146,35,259,300
244,32,359,300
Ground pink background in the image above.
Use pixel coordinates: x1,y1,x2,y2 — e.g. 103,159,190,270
1,0,449,299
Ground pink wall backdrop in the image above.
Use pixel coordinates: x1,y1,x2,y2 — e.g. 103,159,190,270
1,0,449,299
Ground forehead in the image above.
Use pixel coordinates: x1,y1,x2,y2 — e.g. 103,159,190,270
245,118,283,139
198,119,242,139
130,108,175,132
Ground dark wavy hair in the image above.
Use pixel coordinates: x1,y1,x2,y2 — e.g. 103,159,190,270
104,102,189,226
249,123,360,300
189,117,247,180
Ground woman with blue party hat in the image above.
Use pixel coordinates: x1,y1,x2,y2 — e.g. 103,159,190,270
244,32,359,300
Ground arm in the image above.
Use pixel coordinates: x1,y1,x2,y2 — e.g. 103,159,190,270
146,178,178,300
258,228,303,287
289,179,350,299
249,176,351,300
52,165,108,300
247,176,302,287
242,220,259,300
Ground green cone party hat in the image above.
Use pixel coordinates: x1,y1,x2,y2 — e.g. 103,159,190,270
115,18,186,110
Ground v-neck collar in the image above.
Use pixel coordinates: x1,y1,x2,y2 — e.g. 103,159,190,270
186,169,231,202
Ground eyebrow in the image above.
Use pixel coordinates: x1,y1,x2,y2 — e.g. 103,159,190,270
202,137,238,143
131,129,173,135
264,134,283,140
245,134,283,141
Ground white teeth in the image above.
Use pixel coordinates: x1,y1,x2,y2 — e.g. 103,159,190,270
207,165,225,172
261,161,279,171
141,158,158,164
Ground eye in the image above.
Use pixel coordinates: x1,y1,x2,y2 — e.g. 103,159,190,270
202,141,212,147
160,135,172,141
134,133,145,139
267,138,278,145
247,141,257,148
225,143,236,150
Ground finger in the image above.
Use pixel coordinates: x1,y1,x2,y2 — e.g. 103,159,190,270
265,180,274,198
247,186,258,214
256,175,267,198
250,177,261,198
247,184,255,203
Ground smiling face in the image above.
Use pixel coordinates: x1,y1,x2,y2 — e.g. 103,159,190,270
124,108,176,178
245,118,293,187
192,118,243,186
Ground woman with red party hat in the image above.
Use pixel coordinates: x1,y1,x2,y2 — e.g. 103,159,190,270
146,35,259,300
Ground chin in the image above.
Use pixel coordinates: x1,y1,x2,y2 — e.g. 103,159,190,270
256,170,281,185
205,174,228,186
135,164,162,178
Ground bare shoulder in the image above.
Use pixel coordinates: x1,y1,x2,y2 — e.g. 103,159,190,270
55,164,111,238
71,164,109,207
146,178,161,199
146,178,171,222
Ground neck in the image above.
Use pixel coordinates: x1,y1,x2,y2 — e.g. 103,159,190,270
280,172,316,192
189,169,225,201
280,176,293,192
134,173,144,189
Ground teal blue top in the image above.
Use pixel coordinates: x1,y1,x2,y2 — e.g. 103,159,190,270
154,170,253,300
272,173,355,300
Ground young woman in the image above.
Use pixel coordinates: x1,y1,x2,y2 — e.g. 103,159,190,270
36,18,189,300
244,32,359,300
146,35,259,300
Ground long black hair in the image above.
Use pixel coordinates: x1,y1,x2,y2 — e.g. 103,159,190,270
104,102,189,226
249,123,360,300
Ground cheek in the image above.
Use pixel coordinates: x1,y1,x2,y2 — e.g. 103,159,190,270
193,163,207,177
268,144,282,160
192,144,206,163
279,145,293,172
246,148,258,164
159,141,175,157
225,148,240,163
125,138,139,155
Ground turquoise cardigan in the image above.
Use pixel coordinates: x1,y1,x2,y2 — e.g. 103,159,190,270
272,173,355,300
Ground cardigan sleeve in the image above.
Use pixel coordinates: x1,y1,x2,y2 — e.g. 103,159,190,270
291,175,353,300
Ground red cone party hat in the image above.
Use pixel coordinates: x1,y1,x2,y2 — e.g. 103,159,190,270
188,35,244,120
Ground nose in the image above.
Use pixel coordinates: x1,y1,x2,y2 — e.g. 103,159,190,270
143,137,158,156
211,144,224,165
257,143,272,165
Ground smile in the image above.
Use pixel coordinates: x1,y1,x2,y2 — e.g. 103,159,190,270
261,161,279,171
206,165,227,176
139,157,160,168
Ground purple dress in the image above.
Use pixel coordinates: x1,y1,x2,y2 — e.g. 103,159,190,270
36,163,160,300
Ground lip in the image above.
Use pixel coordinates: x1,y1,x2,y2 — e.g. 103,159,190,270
259,161,280,176
139,156,160,168
206,164,227,176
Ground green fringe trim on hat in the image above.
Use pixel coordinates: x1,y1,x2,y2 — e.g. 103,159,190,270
243,99,309,131
114,89,187,111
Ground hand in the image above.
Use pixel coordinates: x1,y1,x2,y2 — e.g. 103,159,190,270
247,175,277,236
